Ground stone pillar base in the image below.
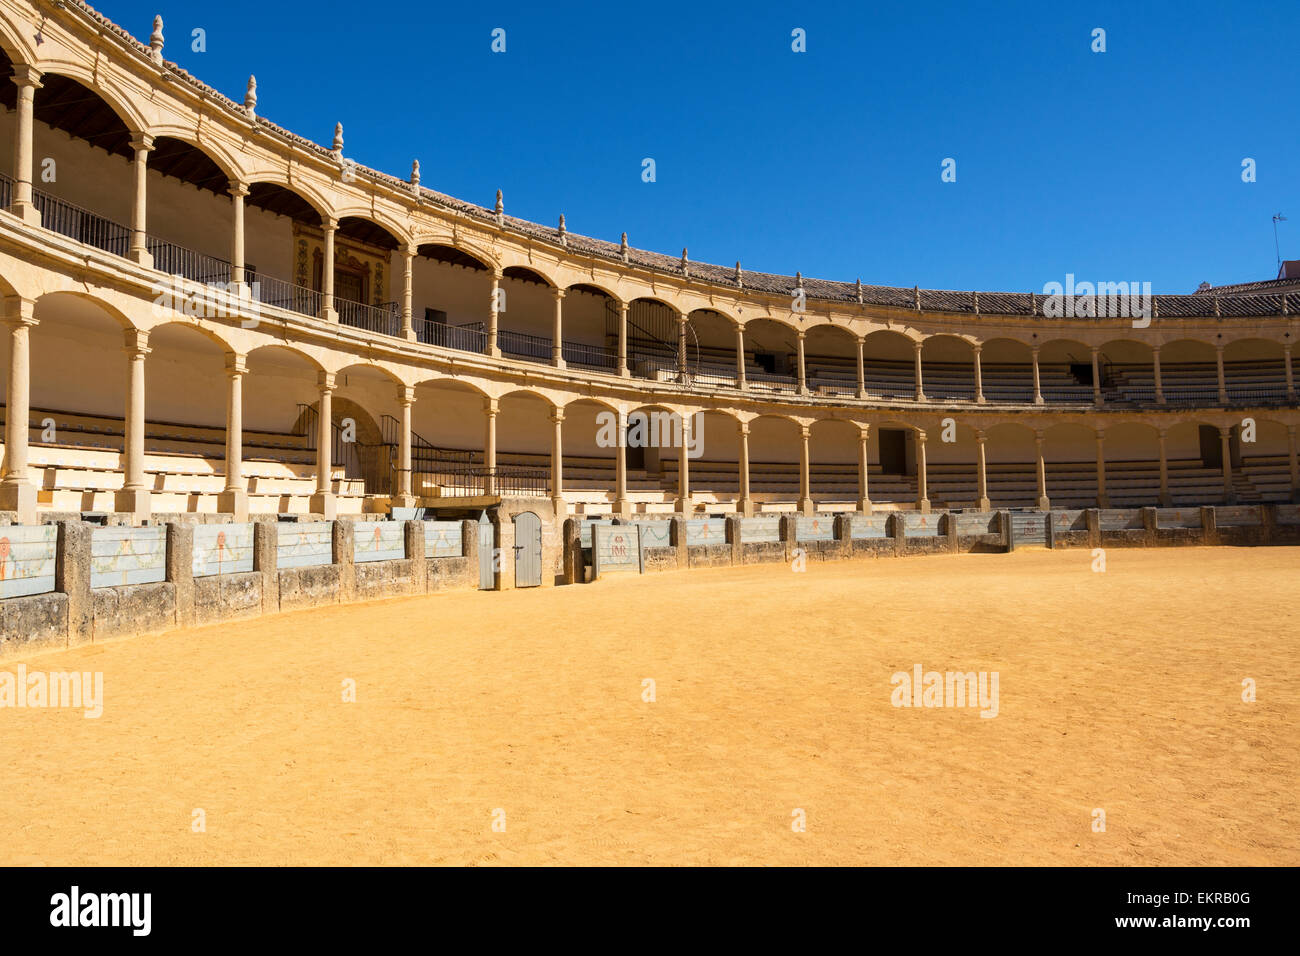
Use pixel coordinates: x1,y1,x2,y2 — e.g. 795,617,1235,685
309,491,337,519
552,356,567,369
977,497,991,512
217,488,250,521
488,346,501,359
737,497,754,518
128,247,154,269
674,497,693,514
8,200,41,226
322,307,339,323
798,497,814,516
975,394,986,404
392,493,417,509
403,329,416,343
114,487,152,522
918,498,931,514
1096,495,1110,508
554,496,571,519
857,498,872,515
1037,496,1051,511
1034,396,1044,406
915,392,927,403
0,479,37,523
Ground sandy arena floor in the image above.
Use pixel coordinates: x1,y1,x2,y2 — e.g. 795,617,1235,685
1,546,1296,866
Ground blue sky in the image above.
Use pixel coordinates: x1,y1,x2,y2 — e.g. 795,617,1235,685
100,0,1296,292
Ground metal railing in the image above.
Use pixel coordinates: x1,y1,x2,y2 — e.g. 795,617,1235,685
146,236,232,285
498,328,553,362
417,318,487,353
338,299,399,337
254,273,322,318
412,461,548,498
0,171,11,210
32,186,131,257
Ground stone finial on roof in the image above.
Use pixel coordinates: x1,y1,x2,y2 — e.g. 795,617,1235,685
558,214,567,244
736,261,743,288
1197,281,1212,293
681,248,689,276
795,271,803,289
331,123,344,154
149,15,164,63
494,190,504,226
620,233,629,262
244,76,257,116
855,278,863,303
410,159,421,190
914,286,921,311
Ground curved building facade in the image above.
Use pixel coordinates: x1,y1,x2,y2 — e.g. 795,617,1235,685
1,0,1298,529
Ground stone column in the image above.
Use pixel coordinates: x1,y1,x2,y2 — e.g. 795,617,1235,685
1157,428,1171,506
0,297,37,521
217,353,248,520
309,371,336,518
551,409,569,518
401,244,415,341
735,323,747,389
612,410,628,517
484,398,498,496
229,181,248,287
1216,346,1228,404
115,328,152,520
973,344,985,404
1096,432,1109,507
8,66,43,224
551,287,566,367
975,428,990,511
798,424,813,515
857,425,872,513
1219,425,1234,503
1035,430,1050,510
1288,425,1298,502
321,219,338,321
395,385,415,507
855,336,866,399
674,413,691,513
1153,345,1165,404
1031,346,1043,405
1285,343,1295,402
617,301,629,377
913,340,926,402
737,420,753,517
127,133,155,267
487,270,502,357
1090,346,1102,405
916,430,930,513
796,330,807,395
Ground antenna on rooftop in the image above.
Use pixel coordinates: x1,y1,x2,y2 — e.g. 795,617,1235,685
1273,213,1288,270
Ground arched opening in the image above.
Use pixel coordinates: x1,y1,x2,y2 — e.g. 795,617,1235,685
1240,419,1293,501
626,298,684,383
243,345,332,514
244,182,326,317
1100,422,1160,507
411,243,491,352
689,309,741,389
1042,422,1098,507
919,335,976,402
747,415,801,509
143,136,238,281
334,217,402,336
743,318,800,394
1163,420,1231,504
1223,338,1286,404
808,418,860,508
24,294,131,513
331,364,399,499
866,420,920,506
564,284,619,371
861,330,916,400
1037,339,1096,404
1096,339,1154,405
979,339,1034,404
560,399,620,514
984,423,1038,508
1158,340,1218,405
496,266,555,364
805,324,859,397
686,409,741,507
925,419,980,506
408,379,490,500
496,390,555,498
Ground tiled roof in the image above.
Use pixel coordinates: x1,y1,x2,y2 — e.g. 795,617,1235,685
60,1,1300,320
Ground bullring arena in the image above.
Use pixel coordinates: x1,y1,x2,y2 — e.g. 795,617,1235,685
0,1,1297,867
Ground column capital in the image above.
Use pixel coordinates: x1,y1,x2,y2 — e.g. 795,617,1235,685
483,397,499,416
403,242,417,258
1152,343,1162,355
1288,423,1297,436
857,423,870,440
971,342,982,354
11,64,42,89
397,384,416,406
123,327,150,357
736,420,750,436
224,352,247,376
1218,425,1232,438
1034,430,1045,444
318,370,335,391
552,287,566,300
1,295,37,327
796,328,806,340
549,409,565,425
490,267,503,281
975,429,987,443
799,423,811,439
915,429,927,444
1157,427,1168,440
1089,344,1099,355
129,131,155,153
322,218,338,233
913,339,923,352
228,180,250,198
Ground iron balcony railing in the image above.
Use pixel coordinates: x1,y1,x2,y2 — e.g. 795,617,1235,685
417,318,487,353
563,341,619,371
498,328,553,362
31,186,131,257
412,461,548,498
254,273,322,318
146,236,232,285
338,299,399,338
0,171,11,210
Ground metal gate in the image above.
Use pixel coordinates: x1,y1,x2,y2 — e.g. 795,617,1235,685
477,512,495,589
512,511,543,588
